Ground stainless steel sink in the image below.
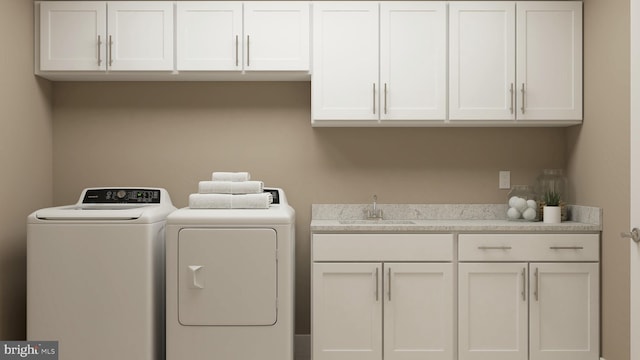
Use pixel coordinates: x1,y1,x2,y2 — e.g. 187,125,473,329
338,220,416,225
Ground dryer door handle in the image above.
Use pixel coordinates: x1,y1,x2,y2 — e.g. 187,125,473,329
188,265,204,289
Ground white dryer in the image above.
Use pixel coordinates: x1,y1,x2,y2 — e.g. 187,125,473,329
27,188,176,360
166,188,295,360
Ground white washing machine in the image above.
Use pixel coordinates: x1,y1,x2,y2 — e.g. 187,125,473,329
27,187,176,360
166,188,295,360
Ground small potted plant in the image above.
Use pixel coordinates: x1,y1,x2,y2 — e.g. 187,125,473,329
543,190,562,223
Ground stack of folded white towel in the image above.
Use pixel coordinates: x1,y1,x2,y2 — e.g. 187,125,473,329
188,172,273,209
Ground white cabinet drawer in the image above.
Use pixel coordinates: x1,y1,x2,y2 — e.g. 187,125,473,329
312,233,453,261
459,233,599,261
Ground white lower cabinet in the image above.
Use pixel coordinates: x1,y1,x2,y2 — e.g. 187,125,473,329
312,234,454,360
529,262,599,360
313,262,382,360
458,263,528,360
458,234,600,360
384,263,454,360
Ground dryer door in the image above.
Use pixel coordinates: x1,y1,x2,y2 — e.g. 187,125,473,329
178,228,277,326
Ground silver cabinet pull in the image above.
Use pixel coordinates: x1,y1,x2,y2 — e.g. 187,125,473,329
549,246,584,250
384,83,388,115
246,35,250,67
534,267,539,301
509,83,514,114
521,268,526,301
387,267,392,301
622,228,640,243
373,83,376,114
97,35,102,66
478,246,512,250
235,35,239,67
108,35,113,67
520,83,525,114
375,268,379,301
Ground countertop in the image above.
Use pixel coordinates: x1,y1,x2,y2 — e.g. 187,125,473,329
310,204,602,233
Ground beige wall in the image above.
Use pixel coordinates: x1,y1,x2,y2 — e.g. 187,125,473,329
566,0,631,359
0,0,52,339
52,81,566,334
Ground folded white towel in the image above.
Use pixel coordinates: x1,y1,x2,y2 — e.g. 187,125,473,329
189,193,273,209
198,181,264,194
211,172,251,182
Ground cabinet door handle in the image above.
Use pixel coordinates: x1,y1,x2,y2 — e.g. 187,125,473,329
373,83,376,114
108,35,113,67
534,267,539,301
375,268,379,301
478,246,512,250
384,83,388,115
521,268,526,301
520,83,526,114
549,246,584,250
97,35,102,66
387,267,392,301
235,35,239,67
247,35,250,67
509,83,514,114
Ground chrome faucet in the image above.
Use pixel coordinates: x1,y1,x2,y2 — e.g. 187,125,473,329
367,195,383,220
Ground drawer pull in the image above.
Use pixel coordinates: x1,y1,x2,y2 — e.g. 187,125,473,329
549,246,584,250
478,246,512,250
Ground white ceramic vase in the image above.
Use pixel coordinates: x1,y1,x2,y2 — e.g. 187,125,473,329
543,206,562,224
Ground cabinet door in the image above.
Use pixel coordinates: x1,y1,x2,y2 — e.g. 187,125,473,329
313,262,382,360
449,2,516,121
380,2,446,121
40,1,107,71
107,2,173,71
176,2,242,71
312,2,379,122
529,263,599,360
244,2,310,71
384,263,453,360
516,2,583,121
458,263,528,360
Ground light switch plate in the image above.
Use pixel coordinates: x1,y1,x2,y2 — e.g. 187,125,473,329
499,171,511,189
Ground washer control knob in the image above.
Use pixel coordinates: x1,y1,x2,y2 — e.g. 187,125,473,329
116,190,127,200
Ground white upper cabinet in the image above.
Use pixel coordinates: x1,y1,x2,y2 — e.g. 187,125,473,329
380,2,447,122
39,1,107,71
312,2,380,122
107,2,174,71
243,2,310,71
449,2,516,121
312,1,447,125
176,1,310,72
516,2,583,121
449,1,582,123
176,2,243,71
39,1,173,72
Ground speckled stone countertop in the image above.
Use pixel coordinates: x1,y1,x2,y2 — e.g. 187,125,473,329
310,204,602,232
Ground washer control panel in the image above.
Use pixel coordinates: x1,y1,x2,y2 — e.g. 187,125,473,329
82,189,161,204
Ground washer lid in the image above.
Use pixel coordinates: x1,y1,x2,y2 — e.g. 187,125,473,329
34,205,147,220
